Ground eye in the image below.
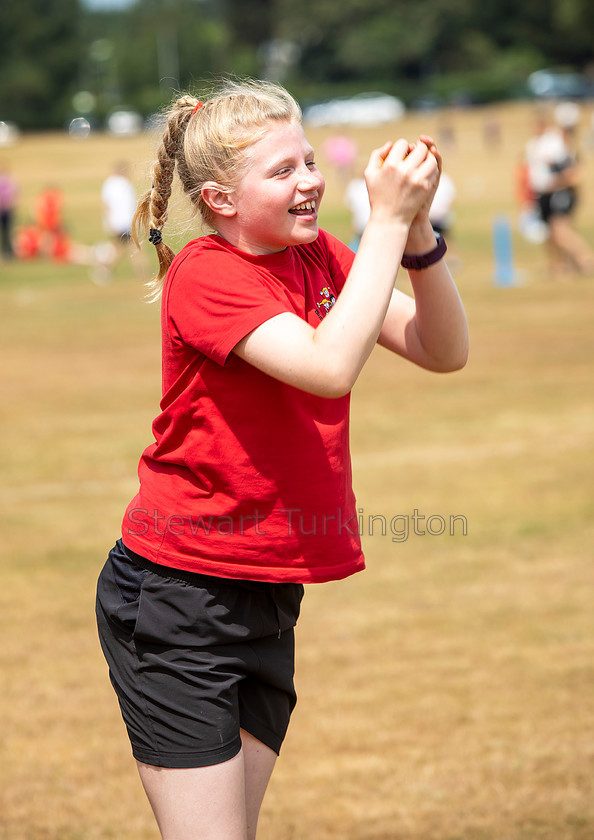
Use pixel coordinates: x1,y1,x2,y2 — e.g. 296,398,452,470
306,160,317,168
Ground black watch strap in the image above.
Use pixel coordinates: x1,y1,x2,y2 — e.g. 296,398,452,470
401,234,447,270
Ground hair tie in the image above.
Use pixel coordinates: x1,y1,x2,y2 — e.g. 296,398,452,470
192,101,204,115
149,228,163,245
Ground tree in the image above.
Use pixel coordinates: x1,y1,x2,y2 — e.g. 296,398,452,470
79,0,230,119
0,0,83,129
2,0,593,130
274,0,591,101
275,0,479,90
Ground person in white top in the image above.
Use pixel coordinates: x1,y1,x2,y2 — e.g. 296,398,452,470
345,176,371,250
525,103,594,276
102,161,137,240
428,171,456,236
96,161,140,280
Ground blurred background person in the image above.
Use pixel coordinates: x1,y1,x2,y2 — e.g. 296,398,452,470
102,161,136,244
428,170,460,271
516,150,548,246
525,103,594,277
101,161,138,275
428,170,456,238
345,173,370,251
36,184,64,240
0,162,18,260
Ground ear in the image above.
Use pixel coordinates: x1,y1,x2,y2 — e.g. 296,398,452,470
201,182,236,218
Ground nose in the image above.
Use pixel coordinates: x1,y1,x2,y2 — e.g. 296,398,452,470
298,166,324,192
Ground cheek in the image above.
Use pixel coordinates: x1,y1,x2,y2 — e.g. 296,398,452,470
317,175,326,201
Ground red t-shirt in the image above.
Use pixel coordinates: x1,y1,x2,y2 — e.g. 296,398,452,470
122,229,366,583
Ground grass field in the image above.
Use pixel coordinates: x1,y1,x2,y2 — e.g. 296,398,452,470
1,102,594,840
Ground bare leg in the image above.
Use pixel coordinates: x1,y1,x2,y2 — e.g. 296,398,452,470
544,233,569,278
137,751,248,840
240,729,278,840
136,730,277,840
549,216,594,274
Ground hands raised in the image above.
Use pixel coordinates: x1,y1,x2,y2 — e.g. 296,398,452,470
364,135,442,228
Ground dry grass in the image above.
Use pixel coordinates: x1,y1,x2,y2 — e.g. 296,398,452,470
1,101,594,839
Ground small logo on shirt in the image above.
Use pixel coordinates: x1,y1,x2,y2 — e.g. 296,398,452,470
315,286,336,320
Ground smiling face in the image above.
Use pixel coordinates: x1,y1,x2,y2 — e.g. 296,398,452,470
217,120,325,255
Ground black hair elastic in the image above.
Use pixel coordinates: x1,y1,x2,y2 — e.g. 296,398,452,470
149,228,163,245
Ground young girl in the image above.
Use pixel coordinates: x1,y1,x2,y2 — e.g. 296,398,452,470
96,78,468,840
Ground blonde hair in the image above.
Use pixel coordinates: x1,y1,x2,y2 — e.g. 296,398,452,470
133,78,302,300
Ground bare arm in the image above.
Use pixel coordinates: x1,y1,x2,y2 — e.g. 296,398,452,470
377,231,468,372
377,135,468,371
234,138,464,397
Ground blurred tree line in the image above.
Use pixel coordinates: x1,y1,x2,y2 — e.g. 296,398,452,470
1,0,593,130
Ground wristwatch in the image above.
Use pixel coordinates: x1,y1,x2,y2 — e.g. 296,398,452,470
401,234,447,270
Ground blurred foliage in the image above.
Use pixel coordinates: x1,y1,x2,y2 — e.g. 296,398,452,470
0,0,84,130
0,0,593,130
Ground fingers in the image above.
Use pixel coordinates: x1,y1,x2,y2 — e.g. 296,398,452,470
364,135,442,225
387,138,439,184
368,139,409,170
418,135,442,175
368,136,440,177
386,137,415,164
369,141,393,165
418,134,436,150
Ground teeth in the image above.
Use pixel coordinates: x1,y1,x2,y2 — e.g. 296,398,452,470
293,200,315,211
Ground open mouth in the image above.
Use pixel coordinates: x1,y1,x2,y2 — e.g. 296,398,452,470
289,200,317,216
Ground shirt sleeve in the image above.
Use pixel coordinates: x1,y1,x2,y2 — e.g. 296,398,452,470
164,246,293,366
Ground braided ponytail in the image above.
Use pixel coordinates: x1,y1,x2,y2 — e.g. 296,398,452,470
132,96,199,300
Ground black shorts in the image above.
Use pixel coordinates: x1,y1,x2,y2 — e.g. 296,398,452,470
537,188,576,223
96,540,304,768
